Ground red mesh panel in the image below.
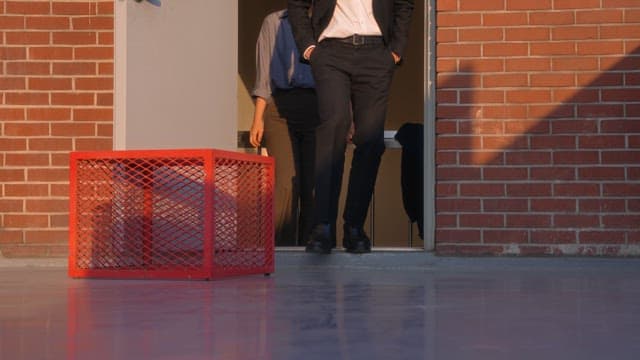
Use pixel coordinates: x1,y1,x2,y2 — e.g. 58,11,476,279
69,149,274,280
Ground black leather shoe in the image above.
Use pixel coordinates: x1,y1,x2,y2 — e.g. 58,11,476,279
343,224,371,254
305,224,332,254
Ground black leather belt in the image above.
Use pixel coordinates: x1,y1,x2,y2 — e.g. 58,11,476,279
327,34,384,46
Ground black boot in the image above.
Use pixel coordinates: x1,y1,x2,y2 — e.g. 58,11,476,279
343,224,371,254
305,224,332,254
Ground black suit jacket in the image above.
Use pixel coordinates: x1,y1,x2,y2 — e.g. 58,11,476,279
287,0,414,58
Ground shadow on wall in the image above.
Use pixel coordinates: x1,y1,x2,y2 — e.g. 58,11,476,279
436,45,640,256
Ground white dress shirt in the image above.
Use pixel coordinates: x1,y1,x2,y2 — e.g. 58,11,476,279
303,0,384,60
320,0,382,41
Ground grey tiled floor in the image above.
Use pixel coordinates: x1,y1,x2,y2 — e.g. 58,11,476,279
1,255,639,359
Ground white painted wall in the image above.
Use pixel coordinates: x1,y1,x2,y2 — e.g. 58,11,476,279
114,0,237,150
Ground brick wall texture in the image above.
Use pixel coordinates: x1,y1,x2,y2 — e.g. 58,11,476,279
436,0,640,255
1,0,113,257
1,0,639,258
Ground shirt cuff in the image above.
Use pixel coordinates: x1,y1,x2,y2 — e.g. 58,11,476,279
303,45,316,61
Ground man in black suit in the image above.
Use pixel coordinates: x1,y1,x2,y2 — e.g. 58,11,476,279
288,0,414,254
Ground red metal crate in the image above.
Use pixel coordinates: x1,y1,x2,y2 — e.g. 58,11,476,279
68,149,275,280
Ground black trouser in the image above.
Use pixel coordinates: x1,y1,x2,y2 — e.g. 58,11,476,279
264,88,318,246
310,39,396,229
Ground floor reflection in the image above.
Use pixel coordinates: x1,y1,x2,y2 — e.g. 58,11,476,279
0,259,639,360
66,277,274,360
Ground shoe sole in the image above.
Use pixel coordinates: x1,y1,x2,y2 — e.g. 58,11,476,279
344,247,371,254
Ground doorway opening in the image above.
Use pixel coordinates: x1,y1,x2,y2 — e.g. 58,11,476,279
237,0,431,250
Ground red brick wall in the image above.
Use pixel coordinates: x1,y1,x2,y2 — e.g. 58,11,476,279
2,0,639,258
436,0,640,255
0,0,113,257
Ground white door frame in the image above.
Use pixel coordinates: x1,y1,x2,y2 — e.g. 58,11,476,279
424,0,437,251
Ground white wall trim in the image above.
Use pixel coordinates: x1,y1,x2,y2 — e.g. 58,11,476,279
112,0,238,151
114,0,127,150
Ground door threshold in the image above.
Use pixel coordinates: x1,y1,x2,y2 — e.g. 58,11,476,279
275,248,437,270
276,247,425,252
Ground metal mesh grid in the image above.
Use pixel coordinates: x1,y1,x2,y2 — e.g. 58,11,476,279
212,158,273,272
69,150,274,280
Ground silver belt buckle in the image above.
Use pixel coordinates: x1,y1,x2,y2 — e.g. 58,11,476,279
352,34,365,46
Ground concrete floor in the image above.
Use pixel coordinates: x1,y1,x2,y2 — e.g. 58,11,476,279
1,254,639,360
